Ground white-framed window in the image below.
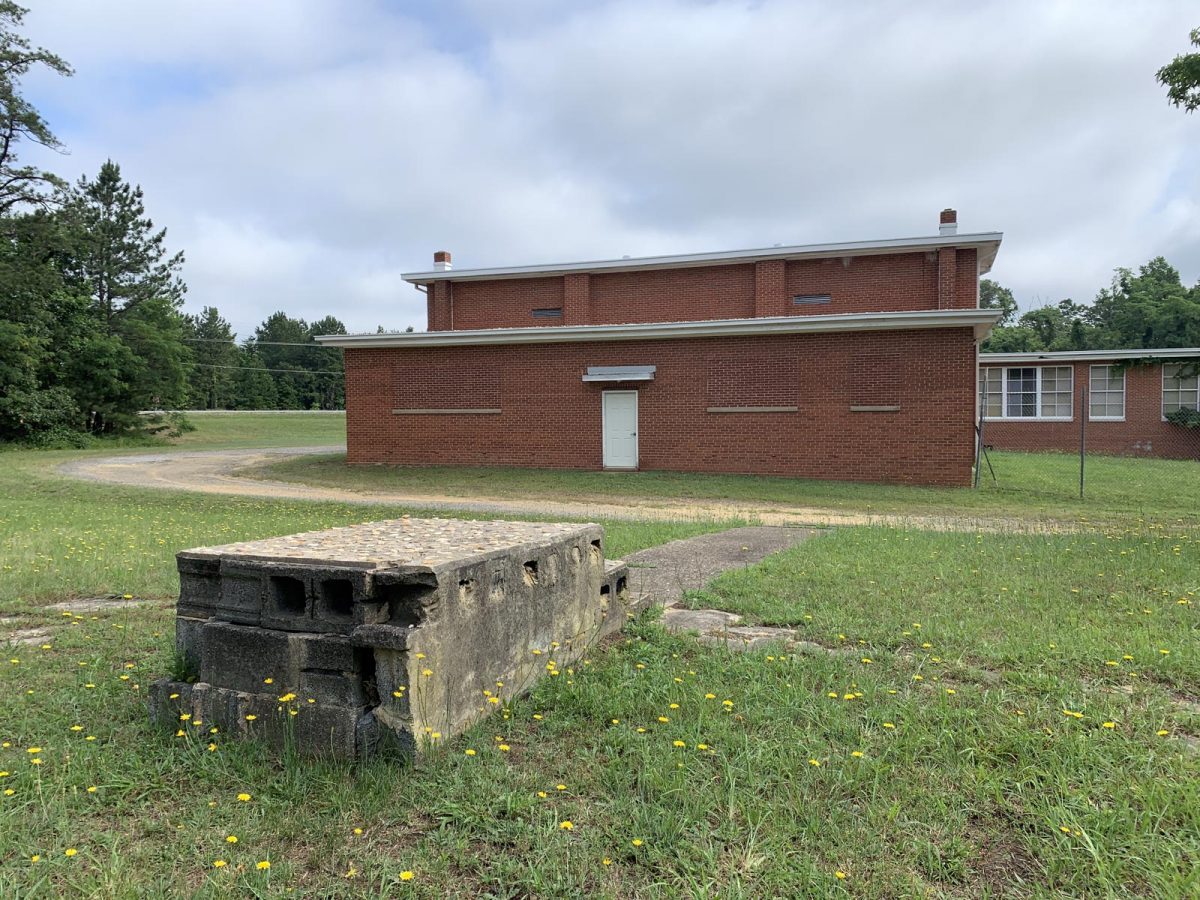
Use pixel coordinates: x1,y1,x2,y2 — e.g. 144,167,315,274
1088,365,1125,420
1162,363,1200,417
978,366,1074,420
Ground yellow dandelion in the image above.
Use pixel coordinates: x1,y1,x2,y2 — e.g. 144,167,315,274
263,678,274,685
835,870,846,879
559,821,574,830
400,871,414,881
86,786,97,793
226,836,238,844
245,714,257,722
1101,722,1115,729
65,848,78,857
256,860,270,870
237,792,252,802
498,744,510,752
464,748,476,756
631,838,643,847
213,860,227,869
673,740,686,748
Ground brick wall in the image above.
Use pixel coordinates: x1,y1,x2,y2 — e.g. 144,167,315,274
983,361,1200,460
344,328,980,485
431,249,978,330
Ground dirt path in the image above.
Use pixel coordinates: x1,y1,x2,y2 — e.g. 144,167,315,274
59,447,1064,532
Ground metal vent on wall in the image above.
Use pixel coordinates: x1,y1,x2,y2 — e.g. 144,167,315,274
792,294,832,305
582,366,657,382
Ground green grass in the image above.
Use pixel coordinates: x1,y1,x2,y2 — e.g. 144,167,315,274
0,415,1196,896
256,449,1200,526
169,411,347,451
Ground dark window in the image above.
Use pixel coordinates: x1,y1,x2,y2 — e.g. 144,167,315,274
532,308,563,318
792,294,832,306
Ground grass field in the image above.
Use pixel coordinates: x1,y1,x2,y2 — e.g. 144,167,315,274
257,449,1200,526
0,414,1197,897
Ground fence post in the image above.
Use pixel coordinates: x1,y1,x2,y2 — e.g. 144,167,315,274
1079,385,1088,499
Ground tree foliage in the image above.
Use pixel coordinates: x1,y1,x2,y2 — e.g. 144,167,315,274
982,258,1200,353
0,2,72,213
1157,27,1200,113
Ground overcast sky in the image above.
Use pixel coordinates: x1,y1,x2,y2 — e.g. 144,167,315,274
21,0,1200,336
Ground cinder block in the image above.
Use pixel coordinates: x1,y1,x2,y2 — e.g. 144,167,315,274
175,615,207,675
215,569,265,624
291,632,358,673
147,678,192,727
200,622,295,694
293,701,362,758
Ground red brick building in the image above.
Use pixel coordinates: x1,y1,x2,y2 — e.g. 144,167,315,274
979,349,1200,459
318,211,1003,485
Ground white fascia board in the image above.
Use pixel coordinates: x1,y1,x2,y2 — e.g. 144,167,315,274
981,348,1200,364
316,309,1003,349
402,232,1004,284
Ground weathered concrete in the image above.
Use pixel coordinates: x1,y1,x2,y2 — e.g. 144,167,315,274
623,526,818,612
150,517,629,757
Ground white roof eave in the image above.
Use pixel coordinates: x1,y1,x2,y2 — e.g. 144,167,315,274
402,232,1003,284
981,348,1200,364
316,309,1003,349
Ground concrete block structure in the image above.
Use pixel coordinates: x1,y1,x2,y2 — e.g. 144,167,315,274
149,518,629,757
316,210,1004,487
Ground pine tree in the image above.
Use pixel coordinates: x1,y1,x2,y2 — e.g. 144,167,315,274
63,160,185,329
0,2,73,213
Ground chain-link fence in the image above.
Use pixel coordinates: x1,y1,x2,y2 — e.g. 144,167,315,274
975,382,1200,519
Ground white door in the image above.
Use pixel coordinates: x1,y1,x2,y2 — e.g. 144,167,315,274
602,391,638,469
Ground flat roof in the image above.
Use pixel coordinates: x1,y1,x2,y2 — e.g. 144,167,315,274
316,309,1002,349
981,348,1200,364
402,231,1003,284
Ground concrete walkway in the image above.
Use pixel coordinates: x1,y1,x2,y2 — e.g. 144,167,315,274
58,447,1056,532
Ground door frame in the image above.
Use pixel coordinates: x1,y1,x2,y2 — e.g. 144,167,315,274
601,390,639,470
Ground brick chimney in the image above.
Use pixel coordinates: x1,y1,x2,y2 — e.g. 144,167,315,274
433,250,452,271
939,208,957,236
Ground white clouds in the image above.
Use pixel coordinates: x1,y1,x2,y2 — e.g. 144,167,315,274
18,0,1200,333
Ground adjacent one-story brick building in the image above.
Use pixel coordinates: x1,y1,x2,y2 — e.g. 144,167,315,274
318,211,1003,486
979,349,1200,459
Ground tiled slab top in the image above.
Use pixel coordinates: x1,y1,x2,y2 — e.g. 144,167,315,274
182,517,596,568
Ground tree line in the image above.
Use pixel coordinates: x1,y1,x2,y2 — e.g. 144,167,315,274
0,3,357,445
980,257,1200,353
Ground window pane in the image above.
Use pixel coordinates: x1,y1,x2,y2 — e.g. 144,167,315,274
1040,366,1072,418
1163,364,1200,414
1089,365,1124,419
1007,368,1037,417
979,368,1002,417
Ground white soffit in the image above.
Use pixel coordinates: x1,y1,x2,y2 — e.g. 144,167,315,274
316,309,1003,349
981,348,1200,364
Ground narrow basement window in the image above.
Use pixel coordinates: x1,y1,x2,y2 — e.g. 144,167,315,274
531,307,563,318
792,294,832,306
